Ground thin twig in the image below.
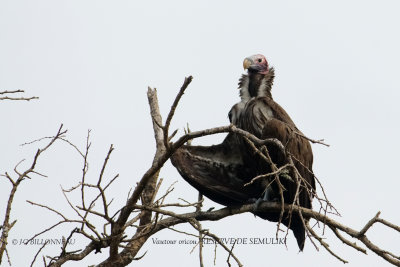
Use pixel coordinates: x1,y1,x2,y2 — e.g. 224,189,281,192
307,223,348,264
30,240,48,267
0,89,38,101
163,76,193,149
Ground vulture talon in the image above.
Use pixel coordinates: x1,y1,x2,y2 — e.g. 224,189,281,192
252,188,271,213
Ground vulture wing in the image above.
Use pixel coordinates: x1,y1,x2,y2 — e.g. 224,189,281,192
236,96,315,250
171,133,258,206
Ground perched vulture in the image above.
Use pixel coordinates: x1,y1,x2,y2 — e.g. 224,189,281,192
171,54,315,250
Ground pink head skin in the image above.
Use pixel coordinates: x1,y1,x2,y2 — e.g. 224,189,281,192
243,54,269,75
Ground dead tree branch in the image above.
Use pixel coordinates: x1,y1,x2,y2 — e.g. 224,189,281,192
5,77,399,267
0,125,65,265
0,90,38,101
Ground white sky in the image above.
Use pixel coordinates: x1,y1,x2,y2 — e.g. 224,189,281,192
1,1,400,266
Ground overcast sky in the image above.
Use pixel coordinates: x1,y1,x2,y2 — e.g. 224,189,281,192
1,1,400,266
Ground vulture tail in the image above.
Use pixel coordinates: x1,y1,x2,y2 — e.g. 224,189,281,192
290,217,306,251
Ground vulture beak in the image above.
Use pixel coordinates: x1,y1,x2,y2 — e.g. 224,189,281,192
243,57,252,70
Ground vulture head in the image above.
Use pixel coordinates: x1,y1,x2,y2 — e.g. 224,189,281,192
243,54,269,74
238,54,274,101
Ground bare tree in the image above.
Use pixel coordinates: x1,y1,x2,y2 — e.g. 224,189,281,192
1,82,400,267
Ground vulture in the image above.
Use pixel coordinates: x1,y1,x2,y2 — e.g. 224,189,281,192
171,54,315,250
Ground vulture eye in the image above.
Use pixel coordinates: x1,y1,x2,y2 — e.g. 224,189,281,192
258,58,262,63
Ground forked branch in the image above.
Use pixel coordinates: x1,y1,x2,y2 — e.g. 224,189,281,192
0,125,65,265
